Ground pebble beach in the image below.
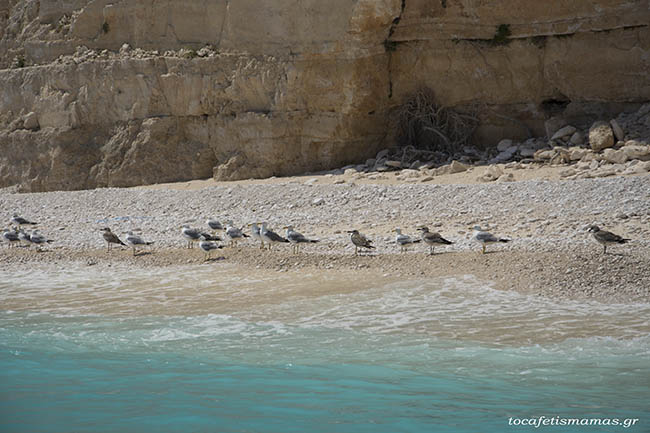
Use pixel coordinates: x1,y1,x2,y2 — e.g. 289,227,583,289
2,171,649,303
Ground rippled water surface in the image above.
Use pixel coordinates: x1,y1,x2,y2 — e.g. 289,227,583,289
1,264,648,432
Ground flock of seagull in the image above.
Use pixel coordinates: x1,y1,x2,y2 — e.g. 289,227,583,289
3,213,632,259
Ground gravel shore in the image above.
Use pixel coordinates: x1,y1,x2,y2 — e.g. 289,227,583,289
2,173,649,303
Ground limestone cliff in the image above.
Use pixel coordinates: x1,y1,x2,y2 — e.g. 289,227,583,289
0,0,648,191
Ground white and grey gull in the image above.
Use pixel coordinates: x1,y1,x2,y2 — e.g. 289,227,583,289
471,225,510,254
416,226,453,255
260,222,289,251
393,228,421,253
11,214,37,227
284,225,319,253
125,231,154,256
180,225,201,249
224,221,249,247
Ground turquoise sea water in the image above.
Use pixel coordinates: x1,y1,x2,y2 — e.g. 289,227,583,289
1,265,648,432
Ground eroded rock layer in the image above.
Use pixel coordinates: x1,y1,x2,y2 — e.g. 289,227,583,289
1,0,648,191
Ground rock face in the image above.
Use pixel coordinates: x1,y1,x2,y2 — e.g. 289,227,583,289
1,0,649,191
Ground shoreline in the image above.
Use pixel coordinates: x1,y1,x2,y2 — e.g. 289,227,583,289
2,243,649,304
2,172,649,304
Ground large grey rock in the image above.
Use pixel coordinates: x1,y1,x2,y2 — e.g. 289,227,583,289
497,139,514,152
544,117,566,139
519,147,536,158
589,121,615,151
609,119,625,141
551,125,576,141
570,131,584,145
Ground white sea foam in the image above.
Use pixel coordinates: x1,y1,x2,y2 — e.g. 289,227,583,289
1,264,649,348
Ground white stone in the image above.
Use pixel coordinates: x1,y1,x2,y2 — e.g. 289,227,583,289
602,148,628,165
23,112,39,130
312,198,324,206
384,160,402,168
620,143,650,160
448,160,469,174
568,147,587,161
534,149,555,160
559,168,576,178
496,173,514,182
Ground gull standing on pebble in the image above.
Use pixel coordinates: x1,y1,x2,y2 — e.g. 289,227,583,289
417,226,453,255
2,228,20,248
207,218,224,232
347,230,374,255
284,225,319,254
393,228,421,253
125,231,154,256
29,230,53,251
587,225,630,254
260,222,289,251
248,222,265,249
471,225,510,254
225,221,249,247
11,214,37,227
101,227,126,252
180,225,201,249
199,239,223,261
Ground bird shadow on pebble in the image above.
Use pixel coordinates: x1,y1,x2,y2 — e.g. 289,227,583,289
203,256,226,263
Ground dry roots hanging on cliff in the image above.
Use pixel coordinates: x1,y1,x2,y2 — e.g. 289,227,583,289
394,89,479,165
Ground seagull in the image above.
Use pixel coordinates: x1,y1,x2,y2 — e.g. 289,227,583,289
11,214,37,227
393,228,421,253
284,225,319,253
471,225,510,254
587,225,630,254
2,228,20,248
181,225,201,249
101,227,126,252
18,229,32,247
199,240,223,261
29,230,53,251
260,222,289,250
248,222,265,249
125,231,154,256
347,230,374,255
225,221,249,247
416,226,453,255
207,218,224,232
